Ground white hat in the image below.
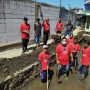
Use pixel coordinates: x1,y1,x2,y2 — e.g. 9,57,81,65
43,45,48,49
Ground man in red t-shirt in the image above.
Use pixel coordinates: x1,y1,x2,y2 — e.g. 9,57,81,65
20,17,30,53
69,38,80,70
43,18,50,45
55,38,72,83
55,18,63,34
79,42,90,80
38,45,50,82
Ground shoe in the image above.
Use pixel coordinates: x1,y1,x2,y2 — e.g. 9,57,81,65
57,80,62,84
79,77,84,81
64,74,68,80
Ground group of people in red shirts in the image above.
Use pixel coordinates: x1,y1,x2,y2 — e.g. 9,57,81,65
20,17,50,53
38,33,90,84
20,17,90,84
20,17,71,53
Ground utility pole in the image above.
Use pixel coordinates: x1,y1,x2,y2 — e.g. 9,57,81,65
59,0,61,18
35,0,37,22
68,4,71,20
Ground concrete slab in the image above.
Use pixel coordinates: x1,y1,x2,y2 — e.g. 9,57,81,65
0,39,53,59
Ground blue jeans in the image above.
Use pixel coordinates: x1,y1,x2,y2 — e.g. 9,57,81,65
35,35,41,44
64,30,72,36
57,64,69,78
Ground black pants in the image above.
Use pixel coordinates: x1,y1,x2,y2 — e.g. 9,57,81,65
56,31,61,34
43,31,49,45
22,39,29,52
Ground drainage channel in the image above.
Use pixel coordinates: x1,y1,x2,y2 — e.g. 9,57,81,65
0,44,56,90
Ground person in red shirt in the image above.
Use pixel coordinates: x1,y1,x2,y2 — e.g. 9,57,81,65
67,33,74,44
38,45,50,82
20,17,30,53
55,18,63,34
43,18,50,45
79,42,90,80
69,38,80,70
55,38,72,83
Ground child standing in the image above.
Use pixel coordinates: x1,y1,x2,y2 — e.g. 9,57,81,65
70,38,80,70
80,42,90,80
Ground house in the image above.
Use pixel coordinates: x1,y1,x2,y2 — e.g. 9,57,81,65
84,0,90,32
83,0,90,42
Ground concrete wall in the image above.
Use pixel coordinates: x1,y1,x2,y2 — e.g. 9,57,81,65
0,0,76,47
0,0,60,47
40,4,59,35
0,0,35,47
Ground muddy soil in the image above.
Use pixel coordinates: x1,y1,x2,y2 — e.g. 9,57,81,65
0,44,56,81
0,43,56,90
22,65,90,90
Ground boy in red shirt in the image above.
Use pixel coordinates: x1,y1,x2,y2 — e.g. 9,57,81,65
43,18,50,45
67,33,74,44
79,42,90,80
55,18,63,34
70,38,80,70
20,17,30,53
55,38,72,83
38,45,50,82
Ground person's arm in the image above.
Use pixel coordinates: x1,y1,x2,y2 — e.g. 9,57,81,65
34,23,37,34
56,53,59,64
70,53,74,62
61,23,64,34
55,45,60,64
77,44,81,54
38,54,42,71
68,45,73,62
20,28,30,34
48,24,50,36
55,23,57,33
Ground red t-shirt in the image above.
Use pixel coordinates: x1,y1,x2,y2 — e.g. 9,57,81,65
70,43,80,53
55,44,70,65
20,23,30,39
67,38,74,44
81,47,90,66
55,22,63,31
38,51,50,71
43,21,50,32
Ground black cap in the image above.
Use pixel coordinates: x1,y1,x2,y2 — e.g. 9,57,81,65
24,17,28,21
37,18,40,21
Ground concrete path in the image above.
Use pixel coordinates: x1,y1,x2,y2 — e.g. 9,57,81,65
0,39,53,59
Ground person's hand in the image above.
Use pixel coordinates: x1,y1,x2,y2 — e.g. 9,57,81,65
57,60,59,64
24,30,29,34
71,58,74,62
47,65,49,69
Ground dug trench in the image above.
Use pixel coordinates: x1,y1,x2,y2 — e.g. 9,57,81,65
0,43,56,90
0,35,90,90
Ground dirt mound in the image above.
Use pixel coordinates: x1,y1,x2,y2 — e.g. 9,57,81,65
0,44,56,90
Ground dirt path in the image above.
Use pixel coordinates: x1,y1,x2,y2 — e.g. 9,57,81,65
21,66,90,90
